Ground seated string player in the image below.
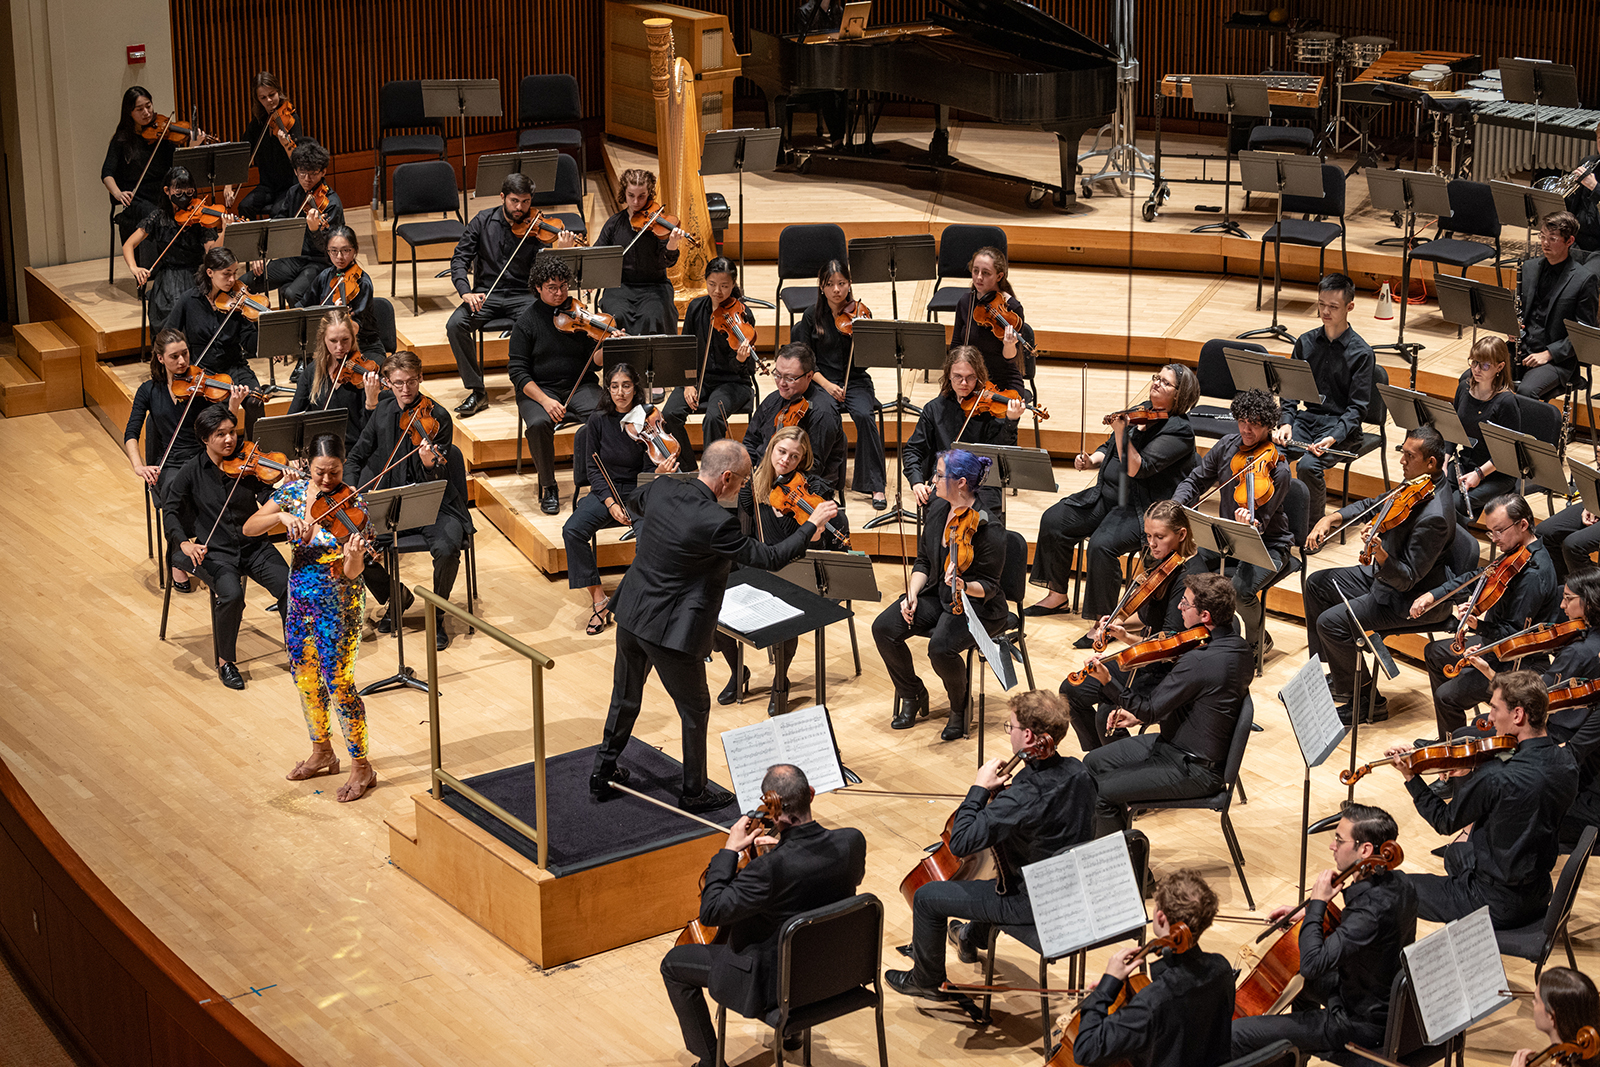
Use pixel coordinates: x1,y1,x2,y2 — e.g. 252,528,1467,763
661,257,759,469
244,141,344,308
741,343,846,498
884,691,1095,1003
120,166,223,327
902,345,1022,515
595,168,681,334
161,403,289,689
1230,802,1417,1060
1511,968,1600,1067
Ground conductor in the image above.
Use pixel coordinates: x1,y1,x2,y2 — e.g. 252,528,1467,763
590,439,840,812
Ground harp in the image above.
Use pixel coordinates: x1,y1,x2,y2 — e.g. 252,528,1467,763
645,18,713,302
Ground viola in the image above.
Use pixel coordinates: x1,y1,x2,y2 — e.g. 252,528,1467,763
834,299,872,335
512,210,589,246
267,100,298,157
1103,406,1169,427
1524,1025,1600,1066
308,483,370,548
968,292,1034,353
900,731,1057,908
1046,924,1195,1067
774,395,810,432
1066,625,1210,686
323,263,366,307
1340,734,1517,785
1090,550,1188,653
554,298,619,341
1231,441,1279,522
959,380,1051,422
172,197,239,228
1235,842,1404,1020
676,791,784,947
398,396,443,455
1358,476,1435,565
212,282,271,322
710,297,759,354
1442,618,1584,679
217,441,297,485
139,114,216,147
622,404,680,468
168,365,282,405
1444,544,1533,654
944,506,981,616
769,472,851,547
630,198,701,247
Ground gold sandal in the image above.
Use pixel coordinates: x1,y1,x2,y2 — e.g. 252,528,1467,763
287,755,340,781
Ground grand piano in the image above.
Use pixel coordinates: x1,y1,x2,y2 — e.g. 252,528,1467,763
743,0,1118,207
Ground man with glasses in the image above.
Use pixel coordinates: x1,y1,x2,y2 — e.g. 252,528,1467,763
345,351,468,652
1513,211,1600,400
742,343,846,492
1303,426,1456,723
591,439,837,813
1273,273,1374,522
1410,492,1559,758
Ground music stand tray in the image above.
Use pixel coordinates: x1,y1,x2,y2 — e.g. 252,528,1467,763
251,410,347,458
1223,347,1325,406
1434,275,1519,338
473,150,559,200
1565,319,1600,374
847,235,937,320
1489,180,1566,248
1498,58,1580,109
701,128,783,176
172,142,251,192
852,320,947,530
603,335,699,396
1366,168,1454,219
421,79,503,214
1479,420,1566,496
256,307,330,368
1570,458,1600,517
1238,151,1329,342
1182,508,1278,572
1375,383,1474,448
716,569,853,705
219,218,306,267
360,480,449,696
535,246,623,294
777,550,882,603
962,442,1058,518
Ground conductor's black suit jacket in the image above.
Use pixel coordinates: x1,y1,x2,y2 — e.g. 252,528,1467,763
613,475,816,658
700,820,868,1018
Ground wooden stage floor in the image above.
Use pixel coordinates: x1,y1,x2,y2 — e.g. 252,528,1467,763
8,121,1594,1066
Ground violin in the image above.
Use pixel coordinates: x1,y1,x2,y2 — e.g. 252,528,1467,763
1550,678,1600,713
139,115,216,147
1524,1025,1600,1066
899,731,1057,908
172,197,239,228
774,395,810,432
1442,618,1585,679
1090,550,1188,653
676,791,784,946
1350,476,1436,565
769,472,851,547
267,100,298,157
1046,924,1195,1067
959,380,1051,422
1442,544,1533,654
630,198,701,247
217,441,297,485
298,181,334,229
944,506,982,616
1340,734,1517,785
1235,842,1404,1020
710,297,759,354
307,483,370,549
398,396,443,455
332,353,382,391
512,210,589,246
1065,625,1210,686
323,263,366,307
968,292,1034,353
834,299,872,335
622,404,680,468
1231,441,1279,522
212,281,271,322
168,365,282,405
1103,406,1169,427
554,298,619,341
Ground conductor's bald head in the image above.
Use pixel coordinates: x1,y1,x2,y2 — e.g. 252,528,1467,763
700,439,752,504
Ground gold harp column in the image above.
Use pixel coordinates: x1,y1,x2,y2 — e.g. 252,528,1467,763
645,17,712,301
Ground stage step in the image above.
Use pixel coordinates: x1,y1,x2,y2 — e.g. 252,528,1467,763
2,322,81,416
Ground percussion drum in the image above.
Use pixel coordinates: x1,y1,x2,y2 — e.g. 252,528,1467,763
1420,63,1451,73
1293,31,1341,64
1481,68,1502,81
1468,79,1501,90
1344,36,1393,67
1409,69,1446,88
1460,88,1505,103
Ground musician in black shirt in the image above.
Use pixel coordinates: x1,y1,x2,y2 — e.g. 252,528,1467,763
741,344,847,493
1230,803,1417,1059
1513,968,1600,1067
950,247,1031,394
298,227,386,363
1081,574,1252,837
1565,127,1600,253
1273,273,1374,522
595,168,681,334
885,690,1096,1002
662,258,759,469
163,248,267,434
286,308,379,445
227,72,302,220
448,173,559,417
798,259,887,508
1515,211,1600,400
1389,670,1577,930
160,404,289,689
103,87,185,243
120,167,220,326
243,142,343,309
1450,337,1521,519
903,346,1020,514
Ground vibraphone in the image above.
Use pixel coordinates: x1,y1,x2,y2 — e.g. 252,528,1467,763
1352,50,1481,83
1473,101,1600,180
1159,73,1324,110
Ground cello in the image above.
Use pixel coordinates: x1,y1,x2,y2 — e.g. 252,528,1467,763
675,791,785,946
1046,923,1195,1067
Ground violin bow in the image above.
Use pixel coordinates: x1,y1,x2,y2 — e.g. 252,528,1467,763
154,365,222,477
688,324,714,412
321,349,360,410
197,460,250,548
607,780,741,833
591,453,632,525
129,111,180,202
479,208,543,304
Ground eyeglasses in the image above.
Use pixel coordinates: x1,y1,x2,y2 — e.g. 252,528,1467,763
1470,360,1497,371
1150,375,1175,389
1485,522,1516,538
773,372,807,384
1000,721,1021,734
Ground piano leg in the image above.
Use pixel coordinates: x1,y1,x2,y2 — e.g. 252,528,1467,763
930,106,953,165
1053,128,1092,208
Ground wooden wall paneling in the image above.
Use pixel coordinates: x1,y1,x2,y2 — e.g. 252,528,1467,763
0,823,51,984
44,885,155,1067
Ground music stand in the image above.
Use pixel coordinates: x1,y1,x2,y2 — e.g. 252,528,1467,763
172,142,251,199
1564,319,1600,453
1498,58,1581,180
1189,78,1271,239
360,480,449,696
1222,347,1325,407
1479,419,1567,500
473,149,559,200
1489,180,1566,258
534,245,623,300
716,569,852,705
1434,275,1519,350
1375,383,1474,448
1569,458,1600,517
219,218,305,266
1238,152,1329,344
962,442,1058,519
1365,169,1454,386
251,410,346,459
1334,578,1399,800
847,234,937,321
853,320,947,530
701,128,782,281
420,79,503,216
256,307,330,383
1183,508,1278,572
603,335,698,401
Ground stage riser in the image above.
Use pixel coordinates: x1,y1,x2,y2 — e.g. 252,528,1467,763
386,792,720,967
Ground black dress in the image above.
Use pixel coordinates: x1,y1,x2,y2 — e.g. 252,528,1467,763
103,132,175,242
131,207,218,325
595,210,680,334
1448,373,1521,517
662,295,758,466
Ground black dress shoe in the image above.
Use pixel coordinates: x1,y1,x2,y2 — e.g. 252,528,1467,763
434,613,451,651
1071,634,1095,649
454,391,488,418
884,969,950,1001
540,485,560,515
217,662,245,690
679,785,736,813
1025,602,1074,618
590,765,631,801
871,495,888,511
767,682,790,717
947,921,980,965
892,690,929,729
941,708,967,742
718,667,751,706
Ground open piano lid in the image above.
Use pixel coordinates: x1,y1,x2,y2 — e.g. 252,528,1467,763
929,0,1119,68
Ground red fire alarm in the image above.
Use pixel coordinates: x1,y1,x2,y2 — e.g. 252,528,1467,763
127,44,146,64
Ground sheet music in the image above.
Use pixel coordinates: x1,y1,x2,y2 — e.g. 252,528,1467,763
1453,909,1512,1022
718,583,803,633
1025,834,1147,959
962,588,1016,691
720,705,846,813
1278,655,1347,769
1404,907,1512,1044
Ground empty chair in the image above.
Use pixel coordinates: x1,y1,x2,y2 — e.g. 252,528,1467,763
374,80,447,218
1410,179,1503,288
389,161,465,312
1192,338,1261,441
517,74,586,199
1257,164,1349,310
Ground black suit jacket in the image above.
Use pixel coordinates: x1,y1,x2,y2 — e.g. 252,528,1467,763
613,476,817,657
1335,476,1455,611
700,820,867,1018
1519,254,1600,371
